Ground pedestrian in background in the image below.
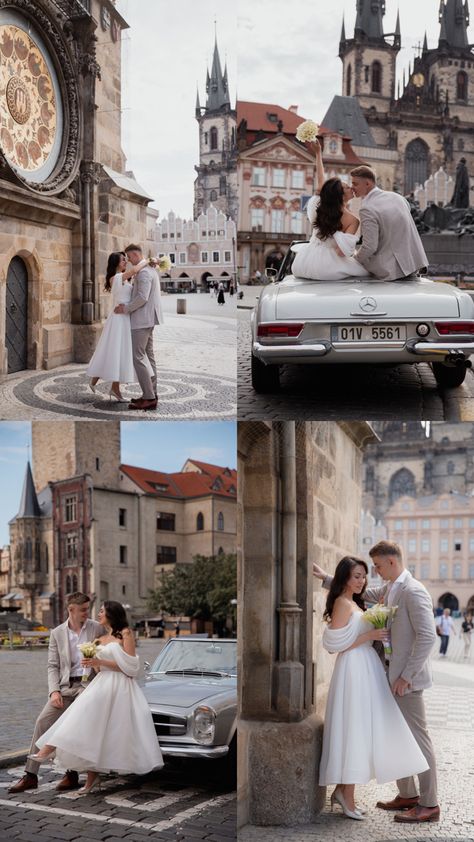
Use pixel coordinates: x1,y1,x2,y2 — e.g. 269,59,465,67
217,282,225,305
436,608,457,657
461,612,473,659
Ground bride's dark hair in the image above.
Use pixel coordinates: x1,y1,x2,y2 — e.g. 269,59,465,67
315,177,344,240
103,600,129,639
323,556,368,622
104,252,126,292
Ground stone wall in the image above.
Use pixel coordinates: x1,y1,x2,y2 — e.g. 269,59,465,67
32,420,121,492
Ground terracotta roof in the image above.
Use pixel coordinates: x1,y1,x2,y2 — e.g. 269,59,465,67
237,100,307,134
120,462,237,500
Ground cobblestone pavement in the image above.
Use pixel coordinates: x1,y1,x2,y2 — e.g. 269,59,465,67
0,641,236,841
239,657,474,842
0,296,236,421
237,317,474,421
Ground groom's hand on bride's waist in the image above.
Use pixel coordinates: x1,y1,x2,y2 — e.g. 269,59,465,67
114,304,126,314
391,677,411,697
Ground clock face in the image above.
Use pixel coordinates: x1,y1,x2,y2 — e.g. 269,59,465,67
0,13,63,183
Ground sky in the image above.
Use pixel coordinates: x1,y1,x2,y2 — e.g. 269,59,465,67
0,422,236,546
115,0,237,219
237,0,456,123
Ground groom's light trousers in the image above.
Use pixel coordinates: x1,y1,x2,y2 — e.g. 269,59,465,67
395,690,438,807
132,327,157,400
25,684,84,776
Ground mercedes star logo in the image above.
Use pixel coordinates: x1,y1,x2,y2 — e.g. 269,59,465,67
359,296,377,312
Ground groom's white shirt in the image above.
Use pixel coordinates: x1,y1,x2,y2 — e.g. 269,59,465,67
386,567,410,608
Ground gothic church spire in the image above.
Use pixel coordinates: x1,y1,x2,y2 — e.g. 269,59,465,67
205,38,230,112
355,0,386,41
17,462,41,519
438,0,470,49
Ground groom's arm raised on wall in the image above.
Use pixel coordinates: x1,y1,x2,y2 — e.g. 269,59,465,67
354,209,380,270
312,562,386,603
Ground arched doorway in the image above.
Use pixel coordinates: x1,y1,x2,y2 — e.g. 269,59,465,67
466,594,474,612
6,256,28,373
438,592,459,612
404,138,429,194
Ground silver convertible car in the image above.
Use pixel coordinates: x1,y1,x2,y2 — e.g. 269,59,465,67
251,245,474,392
140,637,236,772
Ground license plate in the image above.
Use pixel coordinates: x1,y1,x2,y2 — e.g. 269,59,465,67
335,324,406,342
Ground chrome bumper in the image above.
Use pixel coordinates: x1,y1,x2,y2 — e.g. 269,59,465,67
161,743,229,759
408,341,474,356
253,341,329,360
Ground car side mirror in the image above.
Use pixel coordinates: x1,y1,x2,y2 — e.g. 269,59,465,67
265,267,278,280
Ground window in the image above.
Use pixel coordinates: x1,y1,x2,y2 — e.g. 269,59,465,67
454,540,462,551
219,176,226,195
408,564,416,576
291,170,304,189
454,518,463,528
440,538,449,552
469,518,474,528
469,563,474,578
421,539,430,553
72,574,78,591
271,210,284,233
329,139,338,154
346,63,352,96
66,574,71,593
210,126,218,150
251,208,264,230
441,519,450,528
408,538,416,553
440,499,449,509
457,70,468,101
179,253,186,264
290,211,303,234
217,511,224,531
394,520,403,530
453,563,462,580
66,535,77,561
439,562,448,578
408,519,417,530
119,508,126,527
96,458,100,471
224,251,231,262
210,190,218,202
212,251,220,263
65,496,77,523
372,61,382,93
470,538,474,551
204,132,208,145
156,546,177,565
252,167,266,186
201,251,209,263
196,512,204,531
421,563,429,579
421,519,430,529
122,585,126,595
169,253,175,264
119,546,127,565
272,168,285,187
157,512,176,531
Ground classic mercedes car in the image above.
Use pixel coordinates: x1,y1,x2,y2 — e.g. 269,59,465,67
250,244,474,393
140,637,236,772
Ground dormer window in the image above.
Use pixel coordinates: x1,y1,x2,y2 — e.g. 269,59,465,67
267,113,279,123
212,478,223,490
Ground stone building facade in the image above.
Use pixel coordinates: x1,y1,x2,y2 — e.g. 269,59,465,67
0,0,153,376
238,420,377,829
1,422,237,626
194,37,237,222
333,0,474,194
153,207,237,291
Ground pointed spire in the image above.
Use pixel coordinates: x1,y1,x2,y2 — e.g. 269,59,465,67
423,30,428,51
340,14,346,44
438,0,469,48
354,0,385,41
17,462,41,519
205,36,230,112
195,86,201,117
394,8,401,47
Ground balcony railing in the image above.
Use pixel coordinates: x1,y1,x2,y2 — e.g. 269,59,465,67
49,0,91,18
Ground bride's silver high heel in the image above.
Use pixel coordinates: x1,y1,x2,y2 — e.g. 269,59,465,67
77,775,100,795
89,379,97,394
109,387,124,402
28,749,55,763
330,788,365,820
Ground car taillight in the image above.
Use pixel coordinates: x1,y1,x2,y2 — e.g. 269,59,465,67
258,323,304,338
435,322,474,335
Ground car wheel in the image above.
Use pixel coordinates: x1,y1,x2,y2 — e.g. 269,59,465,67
432,362,468,388
251,353,280,393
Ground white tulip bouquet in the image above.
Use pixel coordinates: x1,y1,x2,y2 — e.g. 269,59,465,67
364,604,398,656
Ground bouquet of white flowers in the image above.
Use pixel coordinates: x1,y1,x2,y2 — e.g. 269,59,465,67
296,119,320,143
78,641,98,683
148,255,172,272
364,604,398,656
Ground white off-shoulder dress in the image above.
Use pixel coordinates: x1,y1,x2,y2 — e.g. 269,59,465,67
292,195,368,281
86,273,137,383
319,611,429,786
36,642,163,775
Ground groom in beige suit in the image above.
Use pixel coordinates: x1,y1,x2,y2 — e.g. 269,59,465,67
315,539,439,824
350,166,428,281
9,592,103,793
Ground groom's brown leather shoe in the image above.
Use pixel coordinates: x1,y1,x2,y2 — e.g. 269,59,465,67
8,772,38,793
56,770,79,791
128,398,157,411
394,805,440,823
376,795,419,810
130,394,157,404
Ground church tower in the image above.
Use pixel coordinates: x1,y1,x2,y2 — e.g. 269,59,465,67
32,421,121,492
193,36,238,221
339,1,400,115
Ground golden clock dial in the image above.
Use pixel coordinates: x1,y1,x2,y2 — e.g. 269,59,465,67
412,72,425,88
0,19,61,181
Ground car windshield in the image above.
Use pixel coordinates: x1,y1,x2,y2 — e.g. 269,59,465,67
149,640,237,677
277,244,300,280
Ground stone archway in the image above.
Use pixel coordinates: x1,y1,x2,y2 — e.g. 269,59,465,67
438,592,459,612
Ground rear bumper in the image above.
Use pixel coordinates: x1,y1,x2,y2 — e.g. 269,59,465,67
161,743,229,759
252,339,474,366
408,341,474,356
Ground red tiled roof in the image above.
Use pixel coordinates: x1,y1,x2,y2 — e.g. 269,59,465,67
120,462,237,500
237,100,308,134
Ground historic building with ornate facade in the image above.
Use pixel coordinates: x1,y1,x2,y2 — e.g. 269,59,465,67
331,0,474,194
194,37,237,222
0,0,153,376
0,422,237,626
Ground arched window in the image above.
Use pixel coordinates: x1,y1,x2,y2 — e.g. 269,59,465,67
72,574,78,592
44,544,49,573
210,126,218,150
35,541,41,571
196,512,204,531
66,574,72,594
219,175,227,195
217,512,224,531
371,61,382,93
26,539,32,561
457,70,468,101
404,137,429,193
210,189,218,202
389,468,416,505
346,64,352,96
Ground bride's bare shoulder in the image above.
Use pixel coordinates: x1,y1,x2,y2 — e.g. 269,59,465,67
330,596,353,628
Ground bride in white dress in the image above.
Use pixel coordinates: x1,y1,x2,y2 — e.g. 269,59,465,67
87,252,149,401
318,556,428,820
292,139,368,281
31,601,163,794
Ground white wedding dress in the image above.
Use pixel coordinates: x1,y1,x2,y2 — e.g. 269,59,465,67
36,642,163,775
292,195,368,281
86,273,137,383
319,611,429,785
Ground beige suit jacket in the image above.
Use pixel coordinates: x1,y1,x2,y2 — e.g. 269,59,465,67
125,265,163,329
355,187,428,281
323,570,436,693
47,618,104,696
